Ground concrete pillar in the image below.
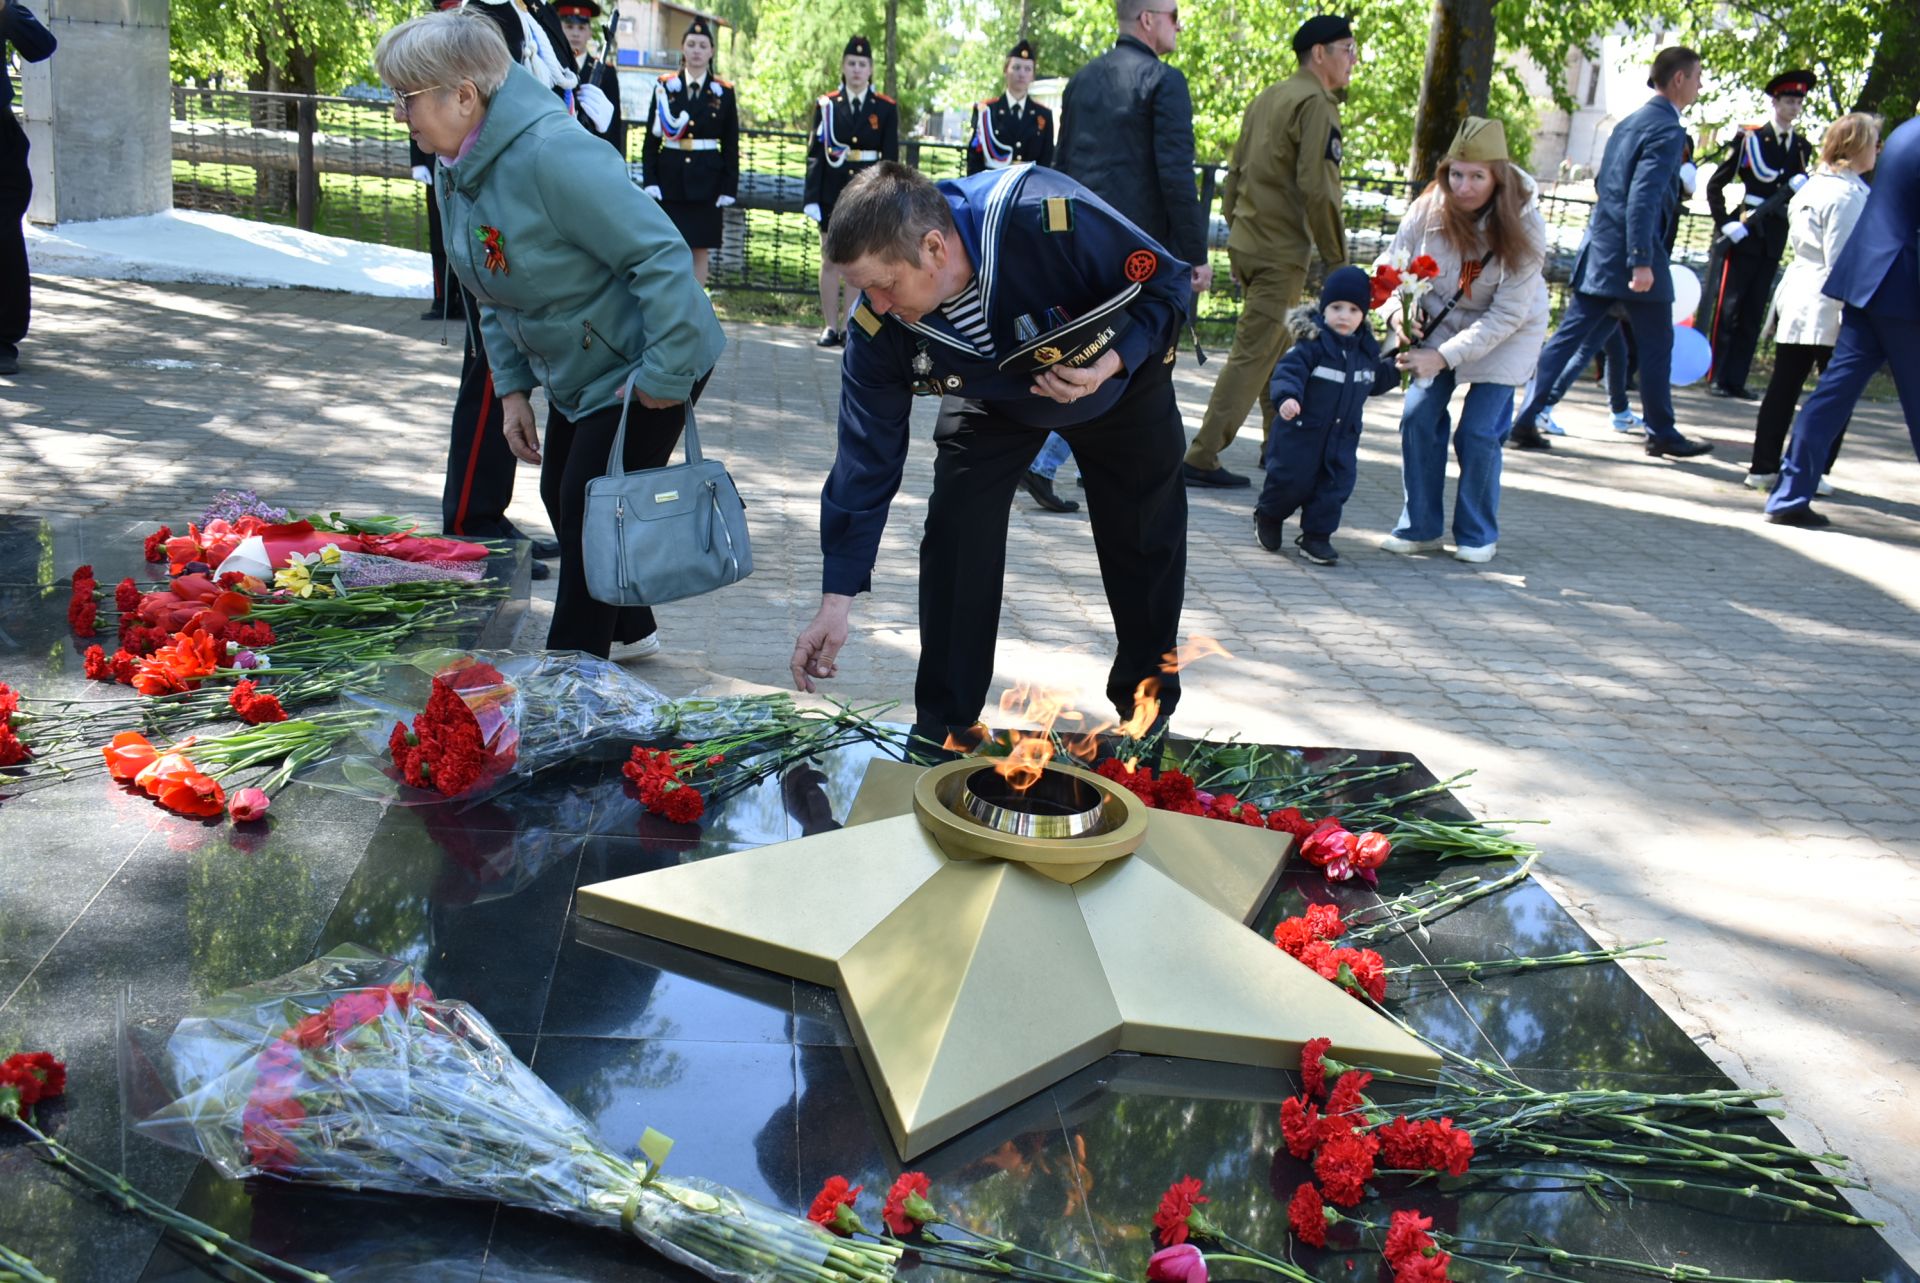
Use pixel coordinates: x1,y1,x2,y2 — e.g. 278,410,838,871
22,0,171,225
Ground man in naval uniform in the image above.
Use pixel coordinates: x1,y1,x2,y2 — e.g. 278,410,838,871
804,35,900,347
1700,69,1815,400
788,162,1193,745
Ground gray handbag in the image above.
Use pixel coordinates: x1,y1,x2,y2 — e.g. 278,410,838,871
581,373,752,608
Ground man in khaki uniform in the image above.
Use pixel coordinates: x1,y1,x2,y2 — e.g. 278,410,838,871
1184,14,1357,487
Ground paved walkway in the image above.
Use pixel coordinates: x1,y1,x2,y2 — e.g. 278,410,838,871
6,274,1920,1266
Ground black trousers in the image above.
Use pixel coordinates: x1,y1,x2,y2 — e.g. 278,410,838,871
425,184,449,309
1705,239,1782,395
440,290,519,539
1750,342,1845,476
540,372,710,656
915,361,1188,736
1,113,32,347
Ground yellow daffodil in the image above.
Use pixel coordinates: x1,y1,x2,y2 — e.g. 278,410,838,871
319,544,342,566
275,563,315,597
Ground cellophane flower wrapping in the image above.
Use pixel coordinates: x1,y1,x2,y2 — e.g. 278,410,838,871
135,948,898,1283
298,649,801,805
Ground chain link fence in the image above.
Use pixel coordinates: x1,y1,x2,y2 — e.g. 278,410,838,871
169,86,1725,332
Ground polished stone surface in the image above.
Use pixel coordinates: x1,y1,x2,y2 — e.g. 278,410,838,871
0,518,1912,1280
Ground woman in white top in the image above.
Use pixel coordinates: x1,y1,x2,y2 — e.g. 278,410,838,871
1747,113,1881,490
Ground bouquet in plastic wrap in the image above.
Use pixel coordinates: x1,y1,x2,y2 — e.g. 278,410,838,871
300,649,816,804
134,948,902,1283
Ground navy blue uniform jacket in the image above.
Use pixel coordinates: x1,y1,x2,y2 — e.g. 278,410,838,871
1822,115,1920,321
1267,306,1398,435
2,1,57,111
819,164,1192,597
1569,96,1687,302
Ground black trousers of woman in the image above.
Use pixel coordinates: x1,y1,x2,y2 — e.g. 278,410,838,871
540,372,710,656
1750,343,1845,477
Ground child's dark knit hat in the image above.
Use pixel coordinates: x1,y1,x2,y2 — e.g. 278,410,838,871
1319,265,1373,313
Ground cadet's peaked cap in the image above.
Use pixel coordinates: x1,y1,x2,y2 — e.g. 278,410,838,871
1766,69,1815,97
1445,116,1509,164
1292,14,1352,57
433,0,462,13
1007,38,1036,62
684,16,714,39
554,0,600,20
844,34,873,59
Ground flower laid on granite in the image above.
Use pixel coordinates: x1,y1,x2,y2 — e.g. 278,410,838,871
808,1176,868,1235
227,678,287,725
0,682,31,768
137,950,902,1283
200,488,291,527
1147,1245,1209,1283
142,524,173,563
227,786,271,823
1153,1176,1218,1245
67,564,98,637
623,746,707,823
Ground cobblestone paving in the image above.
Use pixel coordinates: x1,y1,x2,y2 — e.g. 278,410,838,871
6,274,1919,1264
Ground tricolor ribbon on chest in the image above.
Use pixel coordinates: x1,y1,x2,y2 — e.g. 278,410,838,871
1741,127,1785,185
972,102,1015,168
818,94,853,167
652,81,693,141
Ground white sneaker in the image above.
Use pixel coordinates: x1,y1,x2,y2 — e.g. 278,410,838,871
1816,477,1835,496
1538,411,1567,436
619,634,662,661
1453,543,1497,564
1610,410,1646,434
1380,535,1445,554
1744,472,1779,491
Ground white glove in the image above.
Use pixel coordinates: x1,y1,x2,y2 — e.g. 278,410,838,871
715,194,736,207
577,83,615,133
411,165,433,185
643,184,663,199
1677,162,1697,195
1789,172,1809,191
1721,220,1749,244
803,202,822,223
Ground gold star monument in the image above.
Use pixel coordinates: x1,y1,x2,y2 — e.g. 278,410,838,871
578,756,1438,1157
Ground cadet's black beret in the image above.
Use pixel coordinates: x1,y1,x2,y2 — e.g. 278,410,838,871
1291,14,1352,57
1766,69,1815,97
1007,38,1036,62
685,16,714,39
844,34,873,59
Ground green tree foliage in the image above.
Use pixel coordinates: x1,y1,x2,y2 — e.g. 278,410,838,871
171,0,416,93
734,0,943,126
1672,0,1906,129
934,0,1112,115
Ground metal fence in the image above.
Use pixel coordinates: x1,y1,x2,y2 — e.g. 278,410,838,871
169,85,1726,328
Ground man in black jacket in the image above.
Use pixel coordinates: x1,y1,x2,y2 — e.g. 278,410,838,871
1055,0,1211,297
2,0,56,376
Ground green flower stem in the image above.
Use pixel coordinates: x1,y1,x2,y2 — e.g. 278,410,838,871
9,1115,333,1281
1199,1252,1319,1283
1343,856,1539,945
0,1242,55,1283
922,1223,1123,1283
1387,942,1666,980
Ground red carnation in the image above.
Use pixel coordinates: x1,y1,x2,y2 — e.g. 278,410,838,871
83,644,111,680
114,577,141,613
68,595,99,637
0,724,30,768
1378,1118,1474,1176
1286,1182,1327,1248
1395,1252,1452,1283
882,1171,939,1235
143,526,173,563
1150,769,1200,813
1304,904,1344,939
1408,254,1441,280
1300,1037,1332,1098
229,679,287,725
806,1176,866,1236
242,1094,306,1170
71,565,95,588
1384,1209,1437,1265
660,784,706,825
1312,1128,1378,1207
0,1051,68,1111
110,650,139,683
1266,807,1314,838
1280,1095,1323,1159
1326,1069,1373,1122
1152,1176,1214,1245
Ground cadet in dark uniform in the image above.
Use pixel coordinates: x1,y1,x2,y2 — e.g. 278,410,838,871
967,39,1053,175
804,35,899,346
557,0,625,155
1,0,56,376
1701,69,1815,399
642,17,739,287
414,0,467,322
788,162,1194,742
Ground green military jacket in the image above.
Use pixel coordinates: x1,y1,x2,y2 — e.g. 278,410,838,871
438,65,726,416
1219,67,1346,269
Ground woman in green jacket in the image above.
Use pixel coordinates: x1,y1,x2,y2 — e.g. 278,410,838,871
377,10,727,658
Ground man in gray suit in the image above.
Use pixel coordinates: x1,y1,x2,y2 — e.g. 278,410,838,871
1510,47,1713,458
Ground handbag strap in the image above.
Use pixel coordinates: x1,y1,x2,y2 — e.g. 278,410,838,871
606,369,704,477
1416,250,1496,345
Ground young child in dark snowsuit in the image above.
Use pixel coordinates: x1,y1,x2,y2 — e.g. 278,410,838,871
1254,265,1400,565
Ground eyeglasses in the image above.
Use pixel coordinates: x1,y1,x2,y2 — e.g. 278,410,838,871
391,85,446,120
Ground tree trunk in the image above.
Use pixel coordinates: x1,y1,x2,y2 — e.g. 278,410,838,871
883,0,898,101
1407,0,1497,190
1854,0,1920,130
1019,0,1032,39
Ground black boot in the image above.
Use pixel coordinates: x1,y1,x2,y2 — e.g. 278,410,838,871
1019,471,1080,513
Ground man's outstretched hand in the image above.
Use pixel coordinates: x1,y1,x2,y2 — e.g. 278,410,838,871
791,594,854,693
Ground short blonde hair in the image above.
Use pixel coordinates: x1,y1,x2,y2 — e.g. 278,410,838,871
1821,113,1882,170
375,10,512,100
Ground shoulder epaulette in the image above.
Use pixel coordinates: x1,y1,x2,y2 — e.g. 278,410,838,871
657,71,676,82
714,76,733,89
874,92,897,105
1041,195,1074,234
827,88,845,100
850,301,883,338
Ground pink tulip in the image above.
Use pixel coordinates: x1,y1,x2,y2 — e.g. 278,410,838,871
229,787,271,823
1147,1245,1208,1283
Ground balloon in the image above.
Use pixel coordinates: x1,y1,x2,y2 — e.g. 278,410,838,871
1670,264,1702,322
1670,323,1712,386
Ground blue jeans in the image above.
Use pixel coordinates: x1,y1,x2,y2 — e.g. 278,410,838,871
1537,321,1630,416
1517,290,1679,443
1393,370,1514,548
1030,432,1072,479
1768,307,1920,513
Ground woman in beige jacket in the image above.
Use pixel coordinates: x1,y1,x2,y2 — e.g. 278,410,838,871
1747,113,1880,491
1377,117,1549,564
